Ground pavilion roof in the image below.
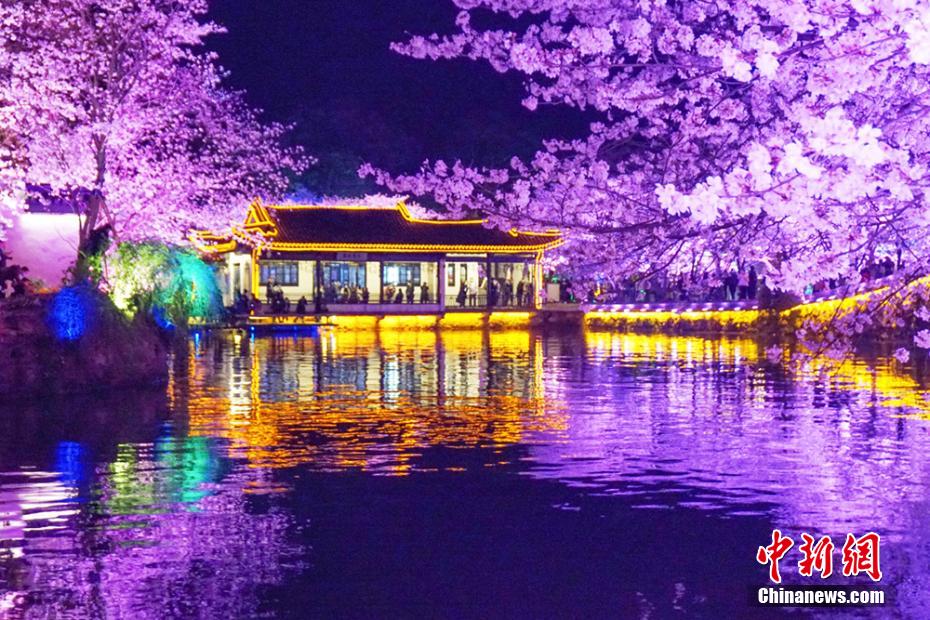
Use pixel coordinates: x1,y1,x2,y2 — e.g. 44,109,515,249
192,201,562,255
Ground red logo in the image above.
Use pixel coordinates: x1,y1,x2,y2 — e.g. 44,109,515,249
841,532,882,582
798,534,835,578
756,529,794,584
758,530,881,583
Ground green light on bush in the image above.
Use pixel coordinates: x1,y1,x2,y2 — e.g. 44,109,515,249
109,242,222,326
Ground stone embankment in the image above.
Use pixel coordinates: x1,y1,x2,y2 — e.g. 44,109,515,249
0,292,169,398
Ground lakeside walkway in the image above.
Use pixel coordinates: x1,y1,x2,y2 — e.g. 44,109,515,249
201,272,928,332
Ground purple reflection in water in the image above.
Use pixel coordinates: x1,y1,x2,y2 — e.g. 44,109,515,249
1,330,929,617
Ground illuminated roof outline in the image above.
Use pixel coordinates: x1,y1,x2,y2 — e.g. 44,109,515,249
192,200,562,254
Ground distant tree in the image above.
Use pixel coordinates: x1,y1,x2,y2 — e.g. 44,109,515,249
0,0,306,265
292,149,377,199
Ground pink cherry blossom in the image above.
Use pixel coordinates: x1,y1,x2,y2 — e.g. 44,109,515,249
361,0,930,311
0,0,306,248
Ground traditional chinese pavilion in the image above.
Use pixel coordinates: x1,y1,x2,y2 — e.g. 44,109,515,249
191,201,562,318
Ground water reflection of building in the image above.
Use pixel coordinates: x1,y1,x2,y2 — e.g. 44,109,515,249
182,327,930,540
183,329,566,474
7,331,929,615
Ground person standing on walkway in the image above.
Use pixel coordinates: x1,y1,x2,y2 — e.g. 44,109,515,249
726,270,739,301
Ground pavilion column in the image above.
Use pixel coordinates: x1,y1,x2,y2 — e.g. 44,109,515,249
314,259,323,313
438,258,446,312
534,251,543,309
225,254,234,306
486,254,493,309
250,248,260,299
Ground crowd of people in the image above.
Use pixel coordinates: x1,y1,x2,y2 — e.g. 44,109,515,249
802,256,904,296
323,282,371,304
228,254,908,315
859,256,901,283
232,278,439,315
586,254,907,305
454,277,534,308
234,288,312,314
233,290,262,313
230,275,538,315
589,267,761,304
380,282,430,304
321,281,432,304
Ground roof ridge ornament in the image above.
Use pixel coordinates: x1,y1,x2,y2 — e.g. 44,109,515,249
242,198,278,236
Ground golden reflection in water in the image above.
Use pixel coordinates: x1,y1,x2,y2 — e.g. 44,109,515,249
8,331,930,617
179,328,930,486
584,330,760,365
583,331,930,418
182,329,566,474
560,330,930,538
802,357,930,419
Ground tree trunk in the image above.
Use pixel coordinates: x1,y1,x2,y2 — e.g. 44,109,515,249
73,190,106,283
72,136,109,283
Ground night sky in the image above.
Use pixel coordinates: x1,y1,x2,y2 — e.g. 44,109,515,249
206,0,590,196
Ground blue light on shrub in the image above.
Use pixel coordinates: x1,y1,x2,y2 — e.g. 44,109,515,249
48,286,94,341
151,305,175,330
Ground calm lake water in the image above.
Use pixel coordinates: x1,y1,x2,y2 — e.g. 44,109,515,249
2,329,930,618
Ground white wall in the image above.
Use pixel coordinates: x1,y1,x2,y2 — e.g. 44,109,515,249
365,262,381,302
3,212,81,290
266,261,314,301
225,253,253,305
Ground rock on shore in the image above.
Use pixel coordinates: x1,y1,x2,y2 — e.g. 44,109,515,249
0,291,169,398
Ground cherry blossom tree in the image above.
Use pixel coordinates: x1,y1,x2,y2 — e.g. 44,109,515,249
0,20,25,241
0,139,25,240
363,0,930,350
0,0,305,254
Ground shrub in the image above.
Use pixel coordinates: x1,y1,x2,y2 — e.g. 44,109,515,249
108,242,223,327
